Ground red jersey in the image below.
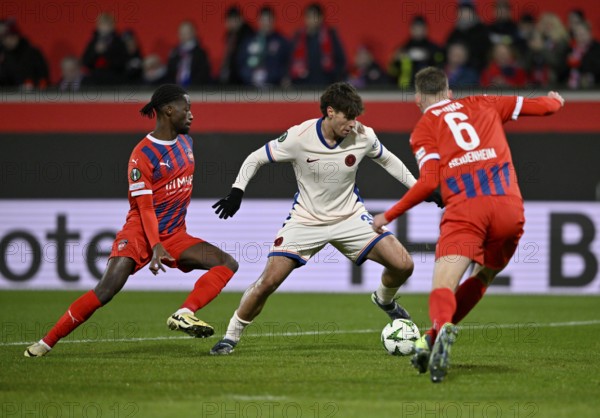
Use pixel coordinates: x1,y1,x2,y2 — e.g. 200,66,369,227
125,133,195,236
410,95,523,207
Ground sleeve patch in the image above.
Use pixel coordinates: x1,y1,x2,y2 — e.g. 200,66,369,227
415,146,426,162
130,168,142,181
277,131,288,142
129,181,146,191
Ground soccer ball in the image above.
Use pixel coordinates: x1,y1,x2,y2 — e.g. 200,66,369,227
381,319,421,356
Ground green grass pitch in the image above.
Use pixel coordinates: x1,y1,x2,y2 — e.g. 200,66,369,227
1,291,599,417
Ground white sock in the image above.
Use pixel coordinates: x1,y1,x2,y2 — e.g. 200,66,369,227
175,308,193,316
224,311,252,343
39,339,51,350
376,283,400,305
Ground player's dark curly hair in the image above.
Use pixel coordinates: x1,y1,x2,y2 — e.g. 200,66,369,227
140,84,188,119
415,67,448,95
319,82,364,120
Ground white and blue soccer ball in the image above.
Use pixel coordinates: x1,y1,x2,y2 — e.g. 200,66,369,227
381,319,421,356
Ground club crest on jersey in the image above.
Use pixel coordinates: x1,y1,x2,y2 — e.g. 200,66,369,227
118,239,128,251
185,147,194,162
274,237,284,246
130,168,141,181
345,154,356,167
277,132,288,142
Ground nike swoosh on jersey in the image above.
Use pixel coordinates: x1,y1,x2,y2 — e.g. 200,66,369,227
306,158,320,163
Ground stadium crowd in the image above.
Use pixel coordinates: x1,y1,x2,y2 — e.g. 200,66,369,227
1,1,599,91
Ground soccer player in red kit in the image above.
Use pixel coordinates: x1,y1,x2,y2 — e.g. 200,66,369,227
25,84,238,357
372,67,564,382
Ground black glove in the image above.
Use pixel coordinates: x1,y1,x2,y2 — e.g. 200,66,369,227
212,188,244,219
424,191,444,208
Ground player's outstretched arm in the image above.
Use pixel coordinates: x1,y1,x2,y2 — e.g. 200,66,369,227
212,187,244,219
547,91,565,107
137,193,175,274
372,151,417,189
212,146,271,220
372,159,440,233
519,92,564,116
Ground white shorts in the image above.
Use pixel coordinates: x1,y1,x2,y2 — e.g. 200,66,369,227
268,210,393,266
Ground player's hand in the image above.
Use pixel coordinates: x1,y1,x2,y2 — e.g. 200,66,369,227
548,91,565,107
149,243,175,275
424,191,444,208
212,187,244,219
372,213,389,234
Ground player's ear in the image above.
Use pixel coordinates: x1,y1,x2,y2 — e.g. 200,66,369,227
415,92,422,106
327,106,335,119
448,89,454,100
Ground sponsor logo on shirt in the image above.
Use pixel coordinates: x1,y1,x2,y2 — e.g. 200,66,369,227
166,174,194,191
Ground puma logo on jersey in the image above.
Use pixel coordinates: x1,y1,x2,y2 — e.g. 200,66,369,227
159,160,171,168
306,157,320,163
131,158,138,165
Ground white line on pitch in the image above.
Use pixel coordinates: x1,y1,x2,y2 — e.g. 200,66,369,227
3,319,600,347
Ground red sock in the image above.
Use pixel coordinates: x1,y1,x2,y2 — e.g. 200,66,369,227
452,275,487,324
43,290,103,347
181,266,235,312
428,288,456,342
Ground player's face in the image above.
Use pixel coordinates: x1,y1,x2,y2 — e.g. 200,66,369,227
329,110,356,139
171,95,193,134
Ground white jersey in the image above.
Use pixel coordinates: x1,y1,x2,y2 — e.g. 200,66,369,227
233,118,417,226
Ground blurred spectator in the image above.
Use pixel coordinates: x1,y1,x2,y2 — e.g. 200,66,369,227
514,13,536,58
0,19,49,89
523,31,552,87
122,29,143,83
388,15,443,88
487,0,519,46
167,21,211,87
238,6,289,87
81,13,128,85
142,54,168,85
536,13,570,83
289,3,347,86
566,22,600,89
445,3,491,72
480,43,527,88
348,45,389,88
219,6,254,85
444,42,479,89
567,9,586,40
58,55,88,91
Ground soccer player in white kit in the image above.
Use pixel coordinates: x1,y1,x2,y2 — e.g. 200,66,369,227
210,82,443,355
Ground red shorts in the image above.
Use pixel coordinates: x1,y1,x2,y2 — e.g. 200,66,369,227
436,196,524,270
110,226,204,274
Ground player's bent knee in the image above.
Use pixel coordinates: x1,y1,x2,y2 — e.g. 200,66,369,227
391,258,414,277
222,254,239,273
93,286,116,305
